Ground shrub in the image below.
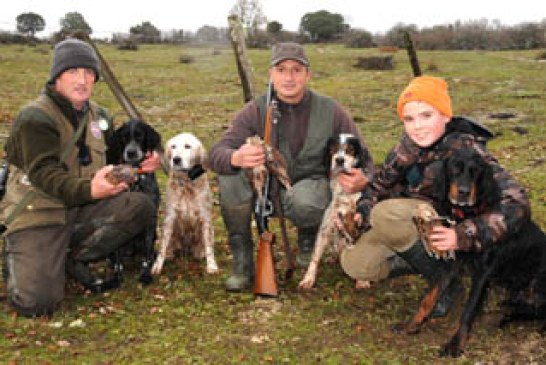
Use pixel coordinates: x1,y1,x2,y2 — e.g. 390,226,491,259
179,54,195,64
343,29,374,48
118,40,138,51
535,51,546,60
353,55,394,70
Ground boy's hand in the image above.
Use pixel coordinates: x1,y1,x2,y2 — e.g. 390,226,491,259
430,226,458,251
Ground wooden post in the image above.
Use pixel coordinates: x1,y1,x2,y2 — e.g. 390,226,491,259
403,31,422,77
227,15,255,103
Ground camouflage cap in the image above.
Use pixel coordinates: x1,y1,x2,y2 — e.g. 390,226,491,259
270,42,309,67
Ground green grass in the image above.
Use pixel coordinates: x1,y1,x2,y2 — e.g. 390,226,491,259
0,43,545,363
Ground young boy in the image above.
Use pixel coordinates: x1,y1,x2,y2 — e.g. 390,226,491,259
340,75,530,316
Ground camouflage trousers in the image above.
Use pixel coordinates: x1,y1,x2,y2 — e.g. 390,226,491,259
3,192,154,317
340,198,432,281
218,171,331,231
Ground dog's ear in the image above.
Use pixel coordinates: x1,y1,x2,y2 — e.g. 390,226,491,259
432,159,449,206
352,138,367,169
197,143,208,169
478,157,500,207
106,124,126,164
143,123,162,152
324,137,336,169
164,140,172,162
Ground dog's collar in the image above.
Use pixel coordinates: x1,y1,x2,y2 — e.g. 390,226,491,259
451,202,486,220
173,164,205,181
187,164,206,180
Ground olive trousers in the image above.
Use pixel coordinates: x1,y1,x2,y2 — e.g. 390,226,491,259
340,198,431,281
4,192,154,317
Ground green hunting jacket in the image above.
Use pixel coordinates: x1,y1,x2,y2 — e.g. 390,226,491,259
1,84,113,234
357,117,530,252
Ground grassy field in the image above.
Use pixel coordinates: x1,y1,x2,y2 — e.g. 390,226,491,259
0,43,545,363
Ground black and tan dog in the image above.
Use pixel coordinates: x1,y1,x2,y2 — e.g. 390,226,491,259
398,145,546,357
298,134,369,289
106,119,162,285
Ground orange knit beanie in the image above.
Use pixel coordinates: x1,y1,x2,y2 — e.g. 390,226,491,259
397,75,452,120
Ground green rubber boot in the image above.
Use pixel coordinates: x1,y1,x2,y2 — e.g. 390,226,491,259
398,241,463,318
222,203,254,292
387,254,416,278
296,227,318,267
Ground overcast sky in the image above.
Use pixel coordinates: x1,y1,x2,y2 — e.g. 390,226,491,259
1,0,544,38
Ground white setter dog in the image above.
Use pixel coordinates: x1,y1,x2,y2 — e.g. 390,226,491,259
151,133,218,275
299,134,369,289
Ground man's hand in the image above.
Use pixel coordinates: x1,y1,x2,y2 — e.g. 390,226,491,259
337,168,369,194
91,165,129,199
231,142,265,168
139,151,161,173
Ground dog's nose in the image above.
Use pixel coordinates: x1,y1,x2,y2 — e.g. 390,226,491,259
457,185,472,202
126,150,138,160
457,185,470,195
335,156,345,166
172,156,181,166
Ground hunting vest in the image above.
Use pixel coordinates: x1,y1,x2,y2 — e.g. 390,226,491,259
1,95,107,233
257,91,335,184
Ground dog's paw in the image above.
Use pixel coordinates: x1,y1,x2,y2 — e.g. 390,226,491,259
439,340,464,358
355,280,371,289
151,258,164,275
298,275,315,289
391,321,421,335
206,261,219,274
139,269,154,285
390,322,406,334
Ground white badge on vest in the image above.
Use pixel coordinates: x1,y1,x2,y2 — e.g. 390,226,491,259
90,121,103,139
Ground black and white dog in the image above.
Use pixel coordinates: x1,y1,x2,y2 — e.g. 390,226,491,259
106,119,162,285
298,134,369,289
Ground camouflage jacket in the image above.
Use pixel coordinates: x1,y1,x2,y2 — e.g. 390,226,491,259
357,117,530,252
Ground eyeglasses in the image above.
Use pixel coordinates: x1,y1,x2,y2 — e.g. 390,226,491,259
78,144,92,166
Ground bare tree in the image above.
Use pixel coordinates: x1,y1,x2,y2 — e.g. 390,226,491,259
230,0,267,35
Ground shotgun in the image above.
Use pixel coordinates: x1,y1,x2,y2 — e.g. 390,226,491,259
253,81,279,297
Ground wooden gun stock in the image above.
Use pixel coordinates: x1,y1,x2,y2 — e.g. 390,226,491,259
253,231,278,297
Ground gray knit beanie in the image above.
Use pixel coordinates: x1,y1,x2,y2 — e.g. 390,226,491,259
49,38,100,83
